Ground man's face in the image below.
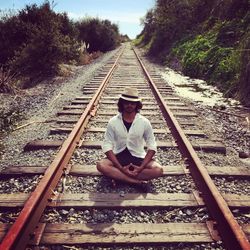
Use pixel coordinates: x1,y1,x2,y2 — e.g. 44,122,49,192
123,100,137,113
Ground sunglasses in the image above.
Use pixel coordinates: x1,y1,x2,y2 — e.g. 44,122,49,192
123,100,137,105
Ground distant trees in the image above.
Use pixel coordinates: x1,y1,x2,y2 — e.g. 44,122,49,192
76,18,120,52
0,1,122,92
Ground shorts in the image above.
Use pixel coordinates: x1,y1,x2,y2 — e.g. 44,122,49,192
116,148,143,167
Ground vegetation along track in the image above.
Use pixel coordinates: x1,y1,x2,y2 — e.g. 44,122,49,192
0,44,249,250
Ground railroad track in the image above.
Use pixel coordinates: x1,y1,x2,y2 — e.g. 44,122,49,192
0,43,249,250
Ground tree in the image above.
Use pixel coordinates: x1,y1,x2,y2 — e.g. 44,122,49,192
0,1,80,78
76,18,120,53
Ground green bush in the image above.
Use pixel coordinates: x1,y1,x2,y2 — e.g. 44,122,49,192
133,34,144,47
138,0,249,105
11,29,80,78
175,35,213,77
212,49,240,82
173,33,241,95
237,30,250,106
0,14,28,65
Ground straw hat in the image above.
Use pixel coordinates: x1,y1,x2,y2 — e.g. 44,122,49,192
119,87,141,102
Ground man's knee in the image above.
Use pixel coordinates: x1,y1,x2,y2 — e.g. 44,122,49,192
96,160,104,173
148,161,164,177
158,167,164,176
153,166,163,177
96,159,111,174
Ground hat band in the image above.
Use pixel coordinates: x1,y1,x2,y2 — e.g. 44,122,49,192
121,94,139,100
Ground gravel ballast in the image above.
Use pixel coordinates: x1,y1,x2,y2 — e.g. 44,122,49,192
0,48,119,170
0,46,249,250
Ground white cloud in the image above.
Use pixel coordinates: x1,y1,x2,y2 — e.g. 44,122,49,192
67,11,144,24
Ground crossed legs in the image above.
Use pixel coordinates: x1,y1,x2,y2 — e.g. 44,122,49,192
96,158,163,184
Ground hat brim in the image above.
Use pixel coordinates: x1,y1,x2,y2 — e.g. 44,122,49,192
119,95,141,102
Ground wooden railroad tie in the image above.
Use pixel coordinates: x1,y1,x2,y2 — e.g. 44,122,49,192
49,127,207,137
1,222,237,245
1,164,250,178
56,118,197,126
57,110,197,117
0,192,249,208
24,140,226,154
75,96,181,101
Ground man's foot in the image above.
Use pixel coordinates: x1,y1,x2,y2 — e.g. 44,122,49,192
134,181,151,193
111,179,116,188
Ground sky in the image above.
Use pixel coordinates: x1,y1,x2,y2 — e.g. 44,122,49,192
0,0,155,39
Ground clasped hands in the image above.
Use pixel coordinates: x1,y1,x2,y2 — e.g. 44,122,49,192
122,163,143,177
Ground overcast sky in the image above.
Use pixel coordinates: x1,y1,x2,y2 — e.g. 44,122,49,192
0,0,155,38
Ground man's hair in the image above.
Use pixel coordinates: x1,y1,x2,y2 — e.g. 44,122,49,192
118,98,143,113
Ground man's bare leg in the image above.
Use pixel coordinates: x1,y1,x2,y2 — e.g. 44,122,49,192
137,160,163,180
97,159,144,184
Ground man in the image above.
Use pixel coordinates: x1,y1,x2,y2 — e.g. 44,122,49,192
97,87,163,185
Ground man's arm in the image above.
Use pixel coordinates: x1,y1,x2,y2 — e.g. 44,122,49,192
105,150,123,171
133,119,157,174
140,149,155,168
132,149,155,174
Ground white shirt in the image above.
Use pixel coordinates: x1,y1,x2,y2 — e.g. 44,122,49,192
102,113,157,158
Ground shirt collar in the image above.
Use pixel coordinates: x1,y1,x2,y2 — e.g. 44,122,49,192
118,112,141,121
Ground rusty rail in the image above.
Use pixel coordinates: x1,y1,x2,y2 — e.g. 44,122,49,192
133,47,250,250
0,47,124,250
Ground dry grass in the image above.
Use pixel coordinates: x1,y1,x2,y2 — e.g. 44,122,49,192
90,51,103,59
0,67,18,94
57,64,74,77
78,51,103,65
79,52,92,65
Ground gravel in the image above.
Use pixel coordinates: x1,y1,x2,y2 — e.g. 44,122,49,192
193,104,250,154
55,175,195,194
0,46,249,250
232,208,250,224
0,149,57,168
71,149,105,165
46,133,69,140
0,48,119,170
197,152,247,167
41,207,210,224
87,120,170,129
37,243,225,250
0,210,20,223
0,175,42,193
81,131,174,142
70,148,183,166
213,177,250,195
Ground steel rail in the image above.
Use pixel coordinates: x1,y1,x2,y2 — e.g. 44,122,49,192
133,48,250,250
0,47,124,250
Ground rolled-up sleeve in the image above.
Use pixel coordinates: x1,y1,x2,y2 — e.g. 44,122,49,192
102,122,114,153
144,120,157,152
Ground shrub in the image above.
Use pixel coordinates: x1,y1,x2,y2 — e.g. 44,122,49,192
11,29,79,77
1,2,80,79
173,33,241,95
0,66,18,93
237,30,250,106
175,35,213,77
